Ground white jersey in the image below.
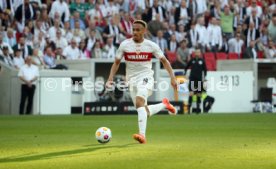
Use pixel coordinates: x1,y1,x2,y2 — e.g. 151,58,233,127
116,38,164,83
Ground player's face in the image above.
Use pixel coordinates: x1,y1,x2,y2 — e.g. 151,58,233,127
133,24,145,43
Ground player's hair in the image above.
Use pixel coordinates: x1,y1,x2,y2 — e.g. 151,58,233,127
133,20,147,28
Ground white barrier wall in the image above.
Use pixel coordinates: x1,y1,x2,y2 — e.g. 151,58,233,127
159,71,254,113
206,71,254,113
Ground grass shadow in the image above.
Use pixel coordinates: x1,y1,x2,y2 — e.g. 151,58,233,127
0,143,136,163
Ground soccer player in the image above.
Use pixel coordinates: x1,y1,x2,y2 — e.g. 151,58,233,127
106,20,178,144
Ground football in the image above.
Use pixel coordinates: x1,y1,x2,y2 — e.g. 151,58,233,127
95,127,112,143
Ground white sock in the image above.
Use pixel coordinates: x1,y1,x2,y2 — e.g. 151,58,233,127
137,107,147,137
147,103,165,116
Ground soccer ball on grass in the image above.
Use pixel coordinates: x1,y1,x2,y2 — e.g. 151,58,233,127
95,127,112,143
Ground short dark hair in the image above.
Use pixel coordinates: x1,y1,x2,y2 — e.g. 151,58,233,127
133,20,147,28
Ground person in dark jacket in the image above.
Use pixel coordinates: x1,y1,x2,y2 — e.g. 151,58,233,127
185,49,207,113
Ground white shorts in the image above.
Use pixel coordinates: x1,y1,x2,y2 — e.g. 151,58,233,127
128,76,154,107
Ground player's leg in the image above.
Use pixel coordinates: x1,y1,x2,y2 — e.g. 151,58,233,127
146,98,177,116
129,85,147,143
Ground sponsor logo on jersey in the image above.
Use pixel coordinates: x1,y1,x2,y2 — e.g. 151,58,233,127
124,52,152,61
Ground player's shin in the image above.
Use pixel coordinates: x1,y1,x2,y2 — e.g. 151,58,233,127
146,103,165,116
137,107,147,137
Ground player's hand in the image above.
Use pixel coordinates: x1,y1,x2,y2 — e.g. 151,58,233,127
171,78,178,91
105,80,114,91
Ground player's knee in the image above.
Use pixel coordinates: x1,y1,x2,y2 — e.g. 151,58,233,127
136,96,145,108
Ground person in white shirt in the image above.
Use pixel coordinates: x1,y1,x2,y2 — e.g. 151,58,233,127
228,32,244,56
103,37,117,59
62,39,81,60
246,0,263,17
3,28,17,48
13,49,25,69
195,17,207,52
207,17,223,52
265,40,276,59
71,20,86,44
51,29,68,49
194,0,207,16
18,56,39,115
48,18,65,41
49,0,70,23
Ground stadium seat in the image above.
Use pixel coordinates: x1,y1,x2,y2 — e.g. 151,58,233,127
257,51,265,59
166,51,177,64
204,52,216,71
228,53,239,60
216,52,228,60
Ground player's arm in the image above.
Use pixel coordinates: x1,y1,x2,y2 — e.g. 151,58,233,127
160,57,177,90
106,41,124,88
106,58,121,87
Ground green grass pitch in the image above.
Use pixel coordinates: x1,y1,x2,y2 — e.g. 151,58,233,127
0,114,276,169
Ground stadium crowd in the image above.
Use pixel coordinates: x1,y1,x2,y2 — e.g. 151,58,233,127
0,0,276,70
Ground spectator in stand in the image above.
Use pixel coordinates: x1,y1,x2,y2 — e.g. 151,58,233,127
3,28,17,48
103,37,117,59
13,36,32,59
243,40,258,59
220,5,234,40
244,9,261,30
228,32,244,57
153,30,168,53
85,21,103,43
49,0,70,23
91,41,103,59
148,14,164,37
18,56,39,115
72,20,86,43
260,27,269,47
233,0,247,29
147,0,167,22
14,0,36,33
195,17,207,52
268,14,276,43
64,21,74,43
70,11,86,30
168,34,178,52
48,18,65,41
79,39,89,59
62,38,81,60
0,45,13,67
13,49,25,69
51,29,68,50
0,34,13,56
69,0,86,20
193,0,207,17
174,0,191,30
119,12,133,39
187,21,199,49
31,48,45,68
87,1,107,29
207,17,223,52
264,40,276,59
168,23,182,43
103,17,121,47
246,0,263,17
86,29,97,54
105,0,120,18
33,31,47,52
244,22,260,47
175,39,190,69
43,46,67,69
